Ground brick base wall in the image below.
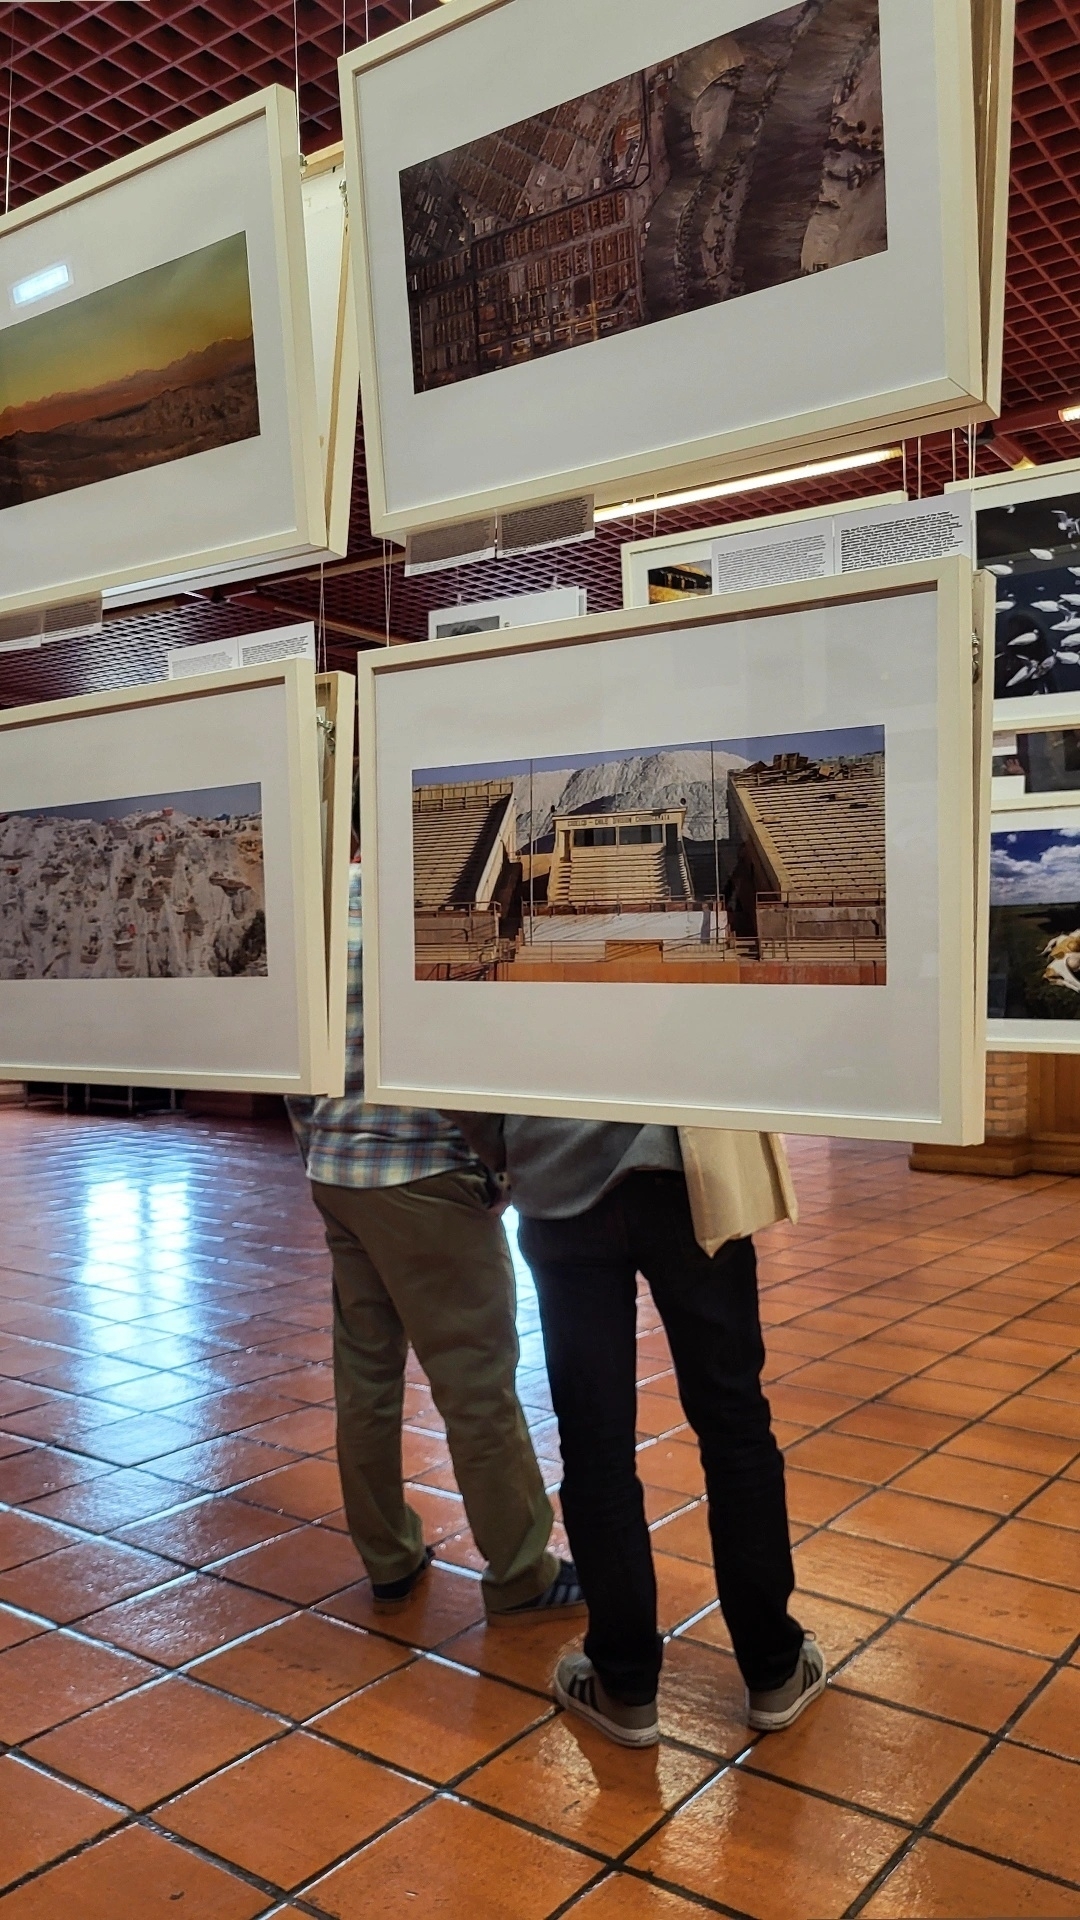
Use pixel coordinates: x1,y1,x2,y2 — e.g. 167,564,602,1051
984,1051,1031,1139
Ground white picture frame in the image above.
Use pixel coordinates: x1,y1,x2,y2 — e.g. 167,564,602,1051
0,88,328,618
971,0,1016,420
0,659,348,1095
949,457,1080,730
340,0,998,539
316,669,357,1076
428,586,587,639
301,142,361,563
988,789,1080,1055
620,492,909,608
358,558,983,1143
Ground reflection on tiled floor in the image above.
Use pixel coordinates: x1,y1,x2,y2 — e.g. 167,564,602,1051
0,1111,1078,1919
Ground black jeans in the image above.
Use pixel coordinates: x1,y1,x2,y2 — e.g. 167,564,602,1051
519,1171,804,1705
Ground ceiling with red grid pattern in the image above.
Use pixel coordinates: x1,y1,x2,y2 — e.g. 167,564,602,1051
2,0,1080,702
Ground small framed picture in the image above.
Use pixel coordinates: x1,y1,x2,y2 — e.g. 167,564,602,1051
341,0,1000,537
950,457,1080,728
989,796,1080,1052
0,660,350,1093
0,89,328,618
358,557,984,1143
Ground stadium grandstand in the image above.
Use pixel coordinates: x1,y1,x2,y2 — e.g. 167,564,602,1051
727,753,886,962
412,780,521,978
547,807,692,909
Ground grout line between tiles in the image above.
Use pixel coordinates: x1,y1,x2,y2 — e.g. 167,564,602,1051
3,1133,1080,1916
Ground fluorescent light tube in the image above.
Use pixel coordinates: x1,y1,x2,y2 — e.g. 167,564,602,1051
594,448,903,523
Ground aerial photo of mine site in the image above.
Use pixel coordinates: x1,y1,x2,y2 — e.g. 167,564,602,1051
412,727,886,985
0,784,267,980
399,0,886,391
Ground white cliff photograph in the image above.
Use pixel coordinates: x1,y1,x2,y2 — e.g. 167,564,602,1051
0,783,267,981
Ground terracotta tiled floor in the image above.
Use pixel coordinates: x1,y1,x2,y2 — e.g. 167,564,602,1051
0,1113,1078,1918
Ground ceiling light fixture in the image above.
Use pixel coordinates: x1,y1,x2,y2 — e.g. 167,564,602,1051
1059,403,1080,423
593,447,903,523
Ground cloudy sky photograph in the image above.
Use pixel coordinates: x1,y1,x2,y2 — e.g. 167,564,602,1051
991,824,1080,905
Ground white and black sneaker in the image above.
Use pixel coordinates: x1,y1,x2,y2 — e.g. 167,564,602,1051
487,1558,587,1627
747,1634,827,1732
553,1651,659,1748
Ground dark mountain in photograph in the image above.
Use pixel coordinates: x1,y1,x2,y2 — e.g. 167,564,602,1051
0,337,259,508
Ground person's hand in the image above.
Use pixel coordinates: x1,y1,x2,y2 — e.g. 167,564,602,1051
489,1171,512,1217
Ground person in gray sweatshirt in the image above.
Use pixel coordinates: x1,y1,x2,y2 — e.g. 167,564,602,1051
449,1112,825,1749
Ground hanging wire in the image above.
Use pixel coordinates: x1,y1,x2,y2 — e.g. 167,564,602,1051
318,562,327,672
383,539,392,645
4,13,15,217
951,428,958,485
901,440,908,497
916,436,923,501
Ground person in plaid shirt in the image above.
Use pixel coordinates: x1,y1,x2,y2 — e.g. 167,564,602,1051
289,848,583,1621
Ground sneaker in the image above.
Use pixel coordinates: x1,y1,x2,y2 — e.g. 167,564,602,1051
486,1557,588,1627
747,1634,827,1731
371,1545,434,1613
553,1652,659,1749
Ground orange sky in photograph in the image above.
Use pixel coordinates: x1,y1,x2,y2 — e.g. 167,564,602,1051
0,233,254,422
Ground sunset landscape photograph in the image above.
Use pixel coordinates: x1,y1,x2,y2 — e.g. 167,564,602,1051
0,231,260,508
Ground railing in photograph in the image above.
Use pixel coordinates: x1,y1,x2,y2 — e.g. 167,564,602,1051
753,936,887,963
509,934,885,967
526,900,695,917
512,937,735,966
755,889,886,907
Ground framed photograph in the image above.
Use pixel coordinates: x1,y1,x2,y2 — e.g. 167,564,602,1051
358,558,982,1143
316,668,357,1071
988,795,1080,1053
971,0,1015,417
428,586,587,639
302,142,361,562
973,567,995,1072
0,88,328,619
949,458,1080,729
0,659,346,1095
989,715,1080,803
621,492,908,608
99,140,360,613
340,0,993,538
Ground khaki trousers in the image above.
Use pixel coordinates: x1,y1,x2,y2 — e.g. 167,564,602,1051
312,1168,557,1612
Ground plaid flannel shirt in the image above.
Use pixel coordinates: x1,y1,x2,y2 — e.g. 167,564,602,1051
287,867,478,1191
